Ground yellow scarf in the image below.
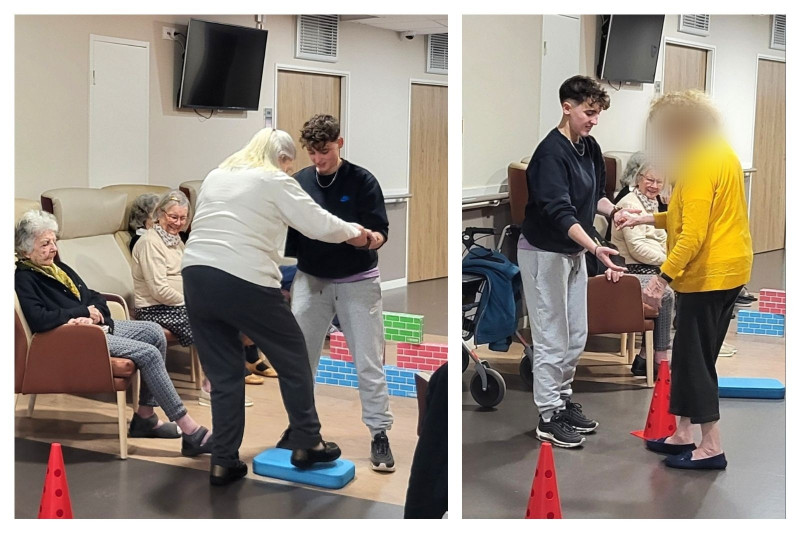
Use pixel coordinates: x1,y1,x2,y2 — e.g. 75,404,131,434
22,260,81,299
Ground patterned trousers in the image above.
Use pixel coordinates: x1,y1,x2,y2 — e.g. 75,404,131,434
106,320,187,421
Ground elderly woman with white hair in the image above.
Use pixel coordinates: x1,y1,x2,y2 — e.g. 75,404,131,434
15,210,213,456
182,128,370,485
127,193,161,252
610,156,674,377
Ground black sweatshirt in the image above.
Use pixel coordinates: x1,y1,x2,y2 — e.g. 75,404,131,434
521,128,607,254
285,160,389,278
15,260,114,334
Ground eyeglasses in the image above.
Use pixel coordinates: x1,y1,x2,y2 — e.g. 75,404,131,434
165,214,188,223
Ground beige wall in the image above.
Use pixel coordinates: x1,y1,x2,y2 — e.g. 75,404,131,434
15,14,446,201
462,14,785,194
462,15,542,195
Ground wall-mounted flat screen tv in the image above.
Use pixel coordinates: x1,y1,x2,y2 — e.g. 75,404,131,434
597,15,665,83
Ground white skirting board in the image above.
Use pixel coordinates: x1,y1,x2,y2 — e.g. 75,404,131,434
380,277,407,291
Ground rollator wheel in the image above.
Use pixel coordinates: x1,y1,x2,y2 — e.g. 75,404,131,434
462,345,470,373
519,355,533,390
470,368,506,408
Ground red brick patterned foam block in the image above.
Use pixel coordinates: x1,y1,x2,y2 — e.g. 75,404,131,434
759,288,786,316
328,332,353,362
396,342,448,372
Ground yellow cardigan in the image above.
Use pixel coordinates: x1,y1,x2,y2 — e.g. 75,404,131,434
653,136,753,293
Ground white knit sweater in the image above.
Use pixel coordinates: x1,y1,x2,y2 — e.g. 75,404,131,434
182,167,361,288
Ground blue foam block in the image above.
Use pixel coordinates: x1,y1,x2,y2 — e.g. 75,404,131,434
718,377,785,399
252,448,355,489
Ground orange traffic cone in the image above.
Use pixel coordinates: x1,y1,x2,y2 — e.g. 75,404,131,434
631,360,676,440
38,443,73,519
525,442,562,519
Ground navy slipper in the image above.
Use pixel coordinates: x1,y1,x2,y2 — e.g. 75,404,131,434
645,437,697,455
129,413,181,439
664,450,727,470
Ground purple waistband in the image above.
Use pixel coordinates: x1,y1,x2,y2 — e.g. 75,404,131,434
328,267,381,284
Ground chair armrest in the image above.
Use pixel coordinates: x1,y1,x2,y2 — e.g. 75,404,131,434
22,324,116,394
101,292,130,320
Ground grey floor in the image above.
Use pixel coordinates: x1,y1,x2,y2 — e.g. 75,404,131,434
384,277,447,336
462,369,786,518
15,439,403,519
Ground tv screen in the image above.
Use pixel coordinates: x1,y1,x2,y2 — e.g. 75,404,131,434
178,19,268,110
597,15,665,83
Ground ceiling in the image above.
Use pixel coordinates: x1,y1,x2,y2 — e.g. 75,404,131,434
341,15,447,35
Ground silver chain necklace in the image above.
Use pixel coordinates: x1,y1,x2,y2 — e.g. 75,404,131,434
570,137,586,157
316,166,340,189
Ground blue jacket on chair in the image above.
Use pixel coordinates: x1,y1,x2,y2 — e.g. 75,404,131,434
462,248,520,351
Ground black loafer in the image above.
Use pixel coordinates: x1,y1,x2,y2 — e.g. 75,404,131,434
645,437,697,455
665,451,727,470
290,441,341,469
181,426,213,457
631,355,659,378
210,461,248,486
276,428,292,450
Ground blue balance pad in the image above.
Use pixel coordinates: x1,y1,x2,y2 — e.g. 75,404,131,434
718,377,785,399
252,448,355,489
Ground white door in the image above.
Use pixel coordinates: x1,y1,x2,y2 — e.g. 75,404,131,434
538,15,580,142
89,36,149,187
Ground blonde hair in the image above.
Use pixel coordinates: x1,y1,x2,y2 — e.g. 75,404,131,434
648,90,720,136
219,128,297,171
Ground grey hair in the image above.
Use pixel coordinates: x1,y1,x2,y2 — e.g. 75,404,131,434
128,193,160,232
15,209,59,257
153,190,192,230
620,152,653,188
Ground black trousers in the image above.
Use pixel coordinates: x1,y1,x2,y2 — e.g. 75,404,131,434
183,265,322,467
404,363,448,519
670,286,742,424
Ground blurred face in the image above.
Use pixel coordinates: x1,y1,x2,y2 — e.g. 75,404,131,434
563,100,602,138
306,138,344,175
279,155,295,175
158,204,188,235
27,230,58,267
637,169,664,200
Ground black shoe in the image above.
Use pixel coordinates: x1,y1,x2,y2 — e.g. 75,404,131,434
561,400,599,434
536,412,585,448
631,355,659,378
181,426,213,457
129,413,181,439
276,428,292,450
291,441,341,469
210,461,248,486
370,431,396,472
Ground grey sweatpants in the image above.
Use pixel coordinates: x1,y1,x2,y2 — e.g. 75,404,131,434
518,249,588,420
291,271,393,435
106,320,187,421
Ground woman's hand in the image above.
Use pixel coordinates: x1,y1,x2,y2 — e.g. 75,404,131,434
643,275,667,310
87,305,104,324
604,269,624,283
616,212,655,230
68,317,94,326
346,225,369,248
612,207,641,228
594,246,627,272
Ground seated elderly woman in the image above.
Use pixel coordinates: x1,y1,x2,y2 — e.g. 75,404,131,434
131,191,270,406
612,151,668,210
15,209,213,455
128,193,160,252
610,158,674,376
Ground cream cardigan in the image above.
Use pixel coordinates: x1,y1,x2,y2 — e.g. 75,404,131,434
132,227,186,308
610,191,667,266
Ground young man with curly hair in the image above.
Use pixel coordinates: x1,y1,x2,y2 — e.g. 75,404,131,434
285,114,395,472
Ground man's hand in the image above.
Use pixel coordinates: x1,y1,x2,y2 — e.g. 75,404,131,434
366,231,385,250
594,246,627,272
643,275,667,309
604,269,624,283
87,305,103,324
346,224,369,248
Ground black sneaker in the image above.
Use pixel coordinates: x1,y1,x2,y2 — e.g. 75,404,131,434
536,412,585,448
560,401,599,434
370,431,396,472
